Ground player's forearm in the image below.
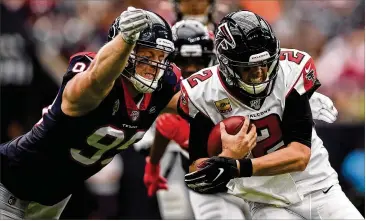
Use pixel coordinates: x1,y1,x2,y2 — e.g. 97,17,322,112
162,92,181,113
251,142,311,176
89,34,134,94
149,130,172,164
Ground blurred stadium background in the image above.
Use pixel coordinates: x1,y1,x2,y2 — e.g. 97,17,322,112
1,0,364,219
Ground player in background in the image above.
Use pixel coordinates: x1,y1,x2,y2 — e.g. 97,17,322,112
181,10,363,219
144,19,340,219
0,7,179,220
173,0,216,31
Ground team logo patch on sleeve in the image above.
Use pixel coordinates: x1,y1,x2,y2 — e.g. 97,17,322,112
214,98,232,114
302,58,317,91
179,86,190,115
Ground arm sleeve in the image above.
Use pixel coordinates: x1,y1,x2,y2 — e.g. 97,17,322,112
281,89,313,148
176,81,213,163
187,112,215,164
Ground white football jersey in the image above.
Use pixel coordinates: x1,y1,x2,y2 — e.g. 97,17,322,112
179,48,339,198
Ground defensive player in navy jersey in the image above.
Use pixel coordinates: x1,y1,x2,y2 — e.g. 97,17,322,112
0,7,180,219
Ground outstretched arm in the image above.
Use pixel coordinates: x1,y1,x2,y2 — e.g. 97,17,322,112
62,7,148,116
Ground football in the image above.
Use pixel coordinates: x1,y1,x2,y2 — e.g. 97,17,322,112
207,116,247,157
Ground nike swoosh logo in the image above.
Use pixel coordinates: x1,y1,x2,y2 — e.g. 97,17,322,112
322,185,334,194
185,174,206,182
212,168,224,182
305,64,311,73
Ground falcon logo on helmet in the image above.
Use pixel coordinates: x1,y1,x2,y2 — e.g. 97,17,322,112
217,23,236,50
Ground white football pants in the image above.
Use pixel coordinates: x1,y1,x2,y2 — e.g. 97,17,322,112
249,184,363,219
189,189,251,219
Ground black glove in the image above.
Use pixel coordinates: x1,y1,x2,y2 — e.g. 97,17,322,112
184,156,239,194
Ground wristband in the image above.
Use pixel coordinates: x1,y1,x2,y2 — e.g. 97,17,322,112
238,158,253,177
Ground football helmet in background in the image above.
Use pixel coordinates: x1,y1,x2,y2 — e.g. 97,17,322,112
172,20,215,78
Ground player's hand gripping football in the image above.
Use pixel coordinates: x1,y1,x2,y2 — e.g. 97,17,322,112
309,92,338,123
143,157,168,197
119,7,149,44
185,156,239,194
220,116,257,159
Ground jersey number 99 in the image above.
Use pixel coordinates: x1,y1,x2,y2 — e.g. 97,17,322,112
70,126,145,165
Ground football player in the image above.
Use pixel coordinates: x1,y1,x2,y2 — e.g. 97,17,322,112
144,19,341,219
145,20,251,219
173,0,216,31
0,7,178,220
181,10,363,219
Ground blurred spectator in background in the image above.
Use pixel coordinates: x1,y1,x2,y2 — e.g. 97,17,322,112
316,29,365,122
1,0,58,143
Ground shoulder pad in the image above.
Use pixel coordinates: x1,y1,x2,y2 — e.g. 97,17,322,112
179,66,217,118
162,63,182,92
67,52,96,73
178,83,200,119
171,63,182,80
64,52,96,83
280,49,320,97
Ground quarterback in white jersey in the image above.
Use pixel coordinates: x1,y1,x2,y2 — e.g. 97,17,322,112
181,11,363,219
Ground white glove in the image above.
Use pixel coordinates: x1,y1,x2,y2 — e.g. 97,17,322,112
309,92,338,123
119,7,149,44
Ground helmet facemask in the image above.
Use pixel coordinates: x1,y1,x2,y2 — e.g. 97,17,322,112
123,39,175,93
174,44,215,78
218,46,280,98
108,11,175,94
175,55,214,78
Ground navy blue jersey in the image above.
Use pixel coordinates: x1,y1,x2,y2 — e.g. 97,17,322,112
0,52,181,205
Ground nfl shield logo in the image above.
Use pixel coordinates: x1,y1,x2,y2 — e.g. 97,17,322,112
130,110,140,121
250,99,261,110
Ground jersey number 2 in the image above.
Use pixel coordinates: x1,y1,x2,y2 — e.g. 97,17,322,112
251,114,284,158
70,127,145,165
187,70,213,88
280,51,305,65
